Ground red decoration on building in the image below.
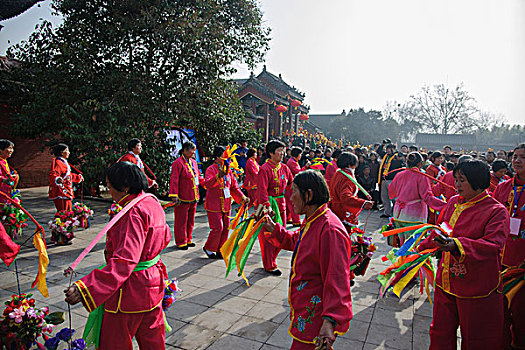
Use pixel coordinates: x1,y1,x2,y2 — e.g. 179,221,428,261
290,99,301,108
275,105,288,113
300,114,309,121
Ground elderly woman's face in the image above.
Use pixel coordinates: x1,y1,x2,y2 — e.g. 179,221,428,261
290,183,306,215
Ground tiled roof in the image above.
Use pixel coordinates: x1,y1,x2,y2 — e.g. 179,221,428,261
257,66,304,99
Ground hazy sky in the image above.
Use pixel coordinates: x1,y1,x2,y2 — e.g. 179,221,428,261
2,0,524,124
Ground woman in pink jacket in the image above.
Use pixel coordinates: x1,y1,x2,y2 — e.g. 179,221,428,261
65,162,171,349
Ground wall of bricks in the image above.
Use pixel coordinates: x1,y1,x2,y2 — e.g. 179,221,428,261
0,105,52,188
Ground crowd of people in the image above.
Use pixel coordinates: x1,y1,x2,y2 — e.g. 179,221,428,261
0,136,524,349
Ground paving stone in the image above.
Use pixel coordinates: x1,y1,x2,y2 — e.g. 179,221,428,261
166,323,222,349
365,323,412,350
341,319,370,342
413,331,431,350
246,300,289,324
229,283,273,301
165,300,208,322
214,295,259,315
226,315,280,343
206,334,264,350
265,323,293,349
333,338,364,350
191,307,244,332
259,344,286,350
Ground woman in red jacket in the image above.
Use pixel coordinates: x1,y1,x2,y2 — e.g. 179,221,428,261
169,142,204,249
418,160,509,349
262,170,353,349
48,144,83,213
0,140,18,201
329,152,373,229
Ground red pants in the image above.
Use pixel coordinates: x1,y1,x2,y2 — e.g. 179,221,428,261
204,211,230,253
504,285,525,350
53,199,72,212
99,307,165,350
430,287,503,350
174,202,196,247
259,207,285,271
286,191,300,225
291,339,315,349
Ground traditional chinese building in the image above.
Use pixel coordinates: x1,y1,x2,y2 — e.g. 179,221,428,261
235,66,309,142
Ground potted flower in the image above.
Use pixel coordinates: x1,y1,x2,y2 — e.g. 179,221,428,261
0,294,65,349
48,210,79,245
72,203,93,229
0,191,28,239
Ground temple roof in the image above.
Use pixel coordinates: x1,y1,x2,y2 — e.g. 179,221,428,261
257,65,304,99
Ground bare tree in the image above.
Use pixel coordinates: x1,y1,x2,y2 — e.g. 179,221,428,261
400,83,481,134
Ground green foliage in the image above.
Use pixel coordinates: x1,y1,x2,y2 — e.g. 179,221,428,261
326,108,403,146
6,0,269,191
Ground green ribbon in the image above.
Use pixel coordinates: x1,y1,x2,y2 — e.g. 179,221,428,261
83,255,167,348
269,195,284,225
336,169,371,199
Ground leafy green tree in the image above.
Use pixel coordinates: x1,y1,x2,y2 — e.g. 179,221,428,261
6,0,270,191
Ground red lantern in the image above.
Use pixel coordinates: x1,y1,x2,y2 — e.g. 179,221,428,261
275,105,288,113
290,99,301,108
300,114,309,121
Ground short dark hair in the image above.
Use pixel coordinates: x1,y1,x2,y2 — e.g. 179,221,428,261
458,155,473,164
430,151,443,161
409,145,418,151
443,145,452,151
445,162,454,171
407,152,423,167
247,148,256,158
213,146,226,159
492,159,508,172
0,139,14,150
266,140,285,155
514,143,525,152
290,147,302,158
332,149,342,159
293,170,330,207
53,143,69,157
386,144,395,150
106,161,148,194
337,152,358,168
453,160,490,190
127,138,141,151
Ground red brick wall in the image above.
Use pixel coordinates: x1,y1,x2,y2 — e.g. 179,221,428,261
0,104,52,188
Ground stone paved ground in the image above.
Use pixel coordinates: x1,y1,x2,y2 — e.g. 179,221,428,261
0,187,447,349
